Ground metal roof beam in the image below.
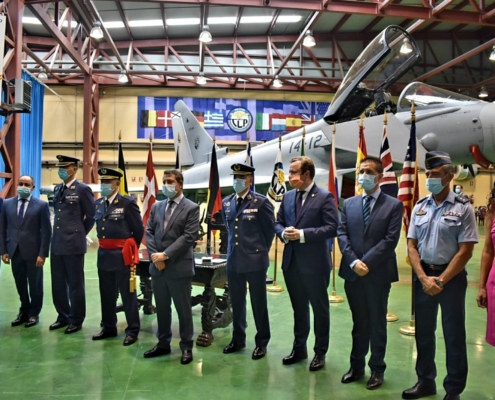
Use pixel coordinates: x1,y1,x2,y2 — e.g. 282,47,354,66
115,1,133,40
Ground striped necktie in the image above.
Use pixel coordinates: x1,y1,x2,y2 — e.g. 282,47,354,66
363,195,372,227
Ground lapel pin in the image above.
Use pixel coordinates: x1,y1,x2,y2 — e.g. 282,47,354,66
70,186,75,190
311,194,315,197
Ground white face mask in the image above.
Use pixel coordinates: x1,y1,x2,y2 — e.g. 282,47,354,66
162,184,178,198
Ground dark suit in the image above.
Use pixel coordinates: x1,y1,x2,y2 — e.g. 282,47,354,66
338,190,403,373
146,196,199,351
221,191,275,347
274,184,339,355
51,180,95,325
0,196,52,317
95,194,144,337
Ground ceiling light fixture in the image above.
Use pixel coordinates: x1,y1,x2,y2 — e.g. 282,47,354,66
38,68,48,80
489,45,495,62
197,73,207,85
479,87,488,98
199,25,212,43
400,38,413,54
303,30,316,48
273,76,283,88
90,21,104,39
118,70,129,83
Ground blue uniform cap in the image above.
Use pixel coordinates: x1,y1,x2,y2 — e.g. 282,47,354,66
98,167,123,180
425,151,452,170
56,155,80,167
230,163,255,176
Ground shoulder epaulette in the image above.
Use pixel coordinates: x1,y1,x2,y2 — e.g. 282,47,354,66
455,195,469,204
417,196,428,204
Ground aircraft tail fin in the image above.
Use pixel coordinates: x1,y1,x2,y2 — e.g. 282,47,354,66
172,114,194,166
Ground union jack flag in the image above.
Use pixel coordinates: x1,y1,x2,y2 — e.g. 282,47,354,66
379,115,398,197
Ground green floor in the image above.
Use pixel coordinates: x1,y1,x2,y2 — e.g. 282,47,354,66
0,226,493,400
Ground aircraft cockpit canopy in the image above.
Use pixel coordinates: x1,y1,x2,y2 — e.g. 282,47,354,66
397,83,480,111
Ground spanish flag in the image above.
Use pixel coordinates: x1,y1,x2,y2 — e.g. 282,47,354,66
118,142,129,195
355,117,368,196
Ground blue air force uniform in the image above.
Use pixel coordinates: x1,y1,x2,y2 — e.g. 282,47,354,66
407,151,478,397
221,164,275,350
50,155,95,327
94,167,144,339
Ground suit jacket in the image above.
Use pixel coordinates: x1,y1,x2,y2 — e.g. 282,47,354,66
0,196,52,260
51,179,95,255
95,194,144,271
146,196,200,279
337,191,403,284
274,184,339,274
221,191,275,273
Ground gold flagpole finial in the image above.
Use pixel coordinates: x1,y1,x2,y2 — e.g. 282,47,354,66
213,134,217,143
411,101,416,121
302,126,306,137
119,130,122,141
333,122,337,135
149,131,153,143
247,132,250,141
359,115,364,127
178,132,181,143
384,111,388,124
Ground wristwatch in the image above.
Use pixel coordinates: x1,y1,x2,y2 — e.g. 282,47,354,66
435,280,443,288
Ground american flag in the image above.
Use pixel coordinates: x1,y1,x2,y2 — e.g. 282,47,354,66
379,114,399,197
355,118,368,196
142,142,158,245
397,114,419,235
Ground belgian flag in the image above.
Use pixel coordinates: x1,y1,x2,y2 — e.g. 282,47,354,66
206,143,222,216
118,142,129,195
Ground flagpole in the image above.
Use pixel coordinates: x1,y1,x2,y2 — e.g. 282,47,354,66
206,136,215,256
400,101,417,336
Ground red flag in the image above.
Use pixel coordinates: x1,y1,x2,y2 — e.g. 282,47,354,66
142,143,159,244
206,144,222,216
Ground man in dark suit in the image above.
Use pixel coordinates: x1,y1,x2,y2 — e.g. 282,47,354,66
144,169,199,365
338,157,403,390
0,175,52,327
92,167,144,346
221,163,275,360
274,156,339,371
50,155,95,334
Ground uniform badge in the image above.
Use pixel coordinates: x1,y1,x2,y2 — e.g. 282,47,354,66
70,186,75,190
311,194,315,197
416,210,427,216
254,199,258,203
115,200,119,204
247,194,252,200
226,202,230,206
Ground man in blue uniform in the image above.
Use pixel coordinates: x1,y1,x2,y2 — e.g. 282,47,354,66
50,155,95,334
221,163,275,360
92,167,144,346
402,151,478,400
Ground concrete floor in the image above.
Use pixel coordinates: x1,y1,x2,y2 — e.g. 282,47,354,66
0,226,493,400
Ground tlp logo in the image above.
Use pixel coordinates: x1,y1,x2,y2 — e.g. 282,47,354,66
227,107,253,133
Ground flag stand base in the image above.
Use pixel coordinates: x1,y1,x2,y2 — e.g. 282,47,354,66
399,320,416,336
328,291,345,303
387,312,399,322
267,282,284,293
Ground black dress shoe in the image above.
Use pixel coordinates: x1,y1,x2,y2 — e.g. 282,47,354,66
402,382,437,399
341,368,365,383
366,371,384,390
92,331,118,340
64,324,82,334
144,345,171,358
309,354,325,371
11,314,29,327
443,395,460,400
252,346,267,360
282,349,308,365
223,342,246,354
123,335,138,346
25,316,39,328
181,350,193,365
49,321,69,331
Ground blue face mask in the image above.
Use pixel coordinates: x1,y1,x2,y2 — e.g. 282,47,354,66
233,178,247,194
17,186,31,199
358,174,377,192
58,168,70,181
100,184,113,197
454,188,461,194
162,184,178,199
426,178,446,195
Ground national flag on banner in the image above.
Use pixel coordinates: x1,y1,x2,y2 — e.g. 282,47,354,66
117,142,128,195
142,143,158,244
397,114,419,235
255,113,271,130
206,144,222,217
302,114,315,126
140,110,174,128
379,115,399,197
245,137,255,191
286,115,302,131
204,111,224,129
192,111,205,127
270,113,286,131
355,119,368,196
328,125,339,207
267,136,287,205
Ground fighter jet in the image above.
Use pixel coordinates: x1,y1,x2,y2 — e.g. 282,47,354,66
174,25,495,200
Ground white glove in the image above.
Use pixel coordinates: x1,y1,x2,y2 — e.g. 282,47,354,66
86,236,94,246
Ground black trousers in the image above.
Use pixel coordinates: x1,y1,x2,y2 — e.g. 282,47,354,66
50,254,86,325
152,275,194,351
227,268,271,347
414,269,468,395
284,262,330,356
344,277,391,373
11,249,43,317
98,268,140,337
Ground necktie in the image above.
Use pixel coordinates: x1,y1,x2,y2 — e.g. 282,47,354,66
295,191,304,219
163,201,174,231
60,184,67,197
363,195,372,227
236,197,243,211
18,199,27,225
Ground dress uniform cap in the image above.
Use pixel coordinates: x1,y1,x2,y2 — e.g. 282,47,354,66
98,167,123,180
230,163,255,175
55,155,80,167
425,151,452,170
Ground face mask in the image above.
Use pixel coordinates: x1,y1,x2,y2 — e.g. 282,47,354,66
454,188,461,194
17,186,31,199
58,168,70,181
358,174,377,192
162,184,178,198
100,184,113,197
426,177,446,195
289,174,305,190
233,179,247,194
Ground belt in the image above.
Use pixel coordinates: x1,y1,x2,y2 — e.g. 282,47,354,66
420,260,448,271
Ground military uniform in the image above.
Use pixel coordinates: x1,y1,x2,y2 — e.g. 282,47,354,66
50,155,95,328
221,163,275,353
94,168,144,342
407,151,478,398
